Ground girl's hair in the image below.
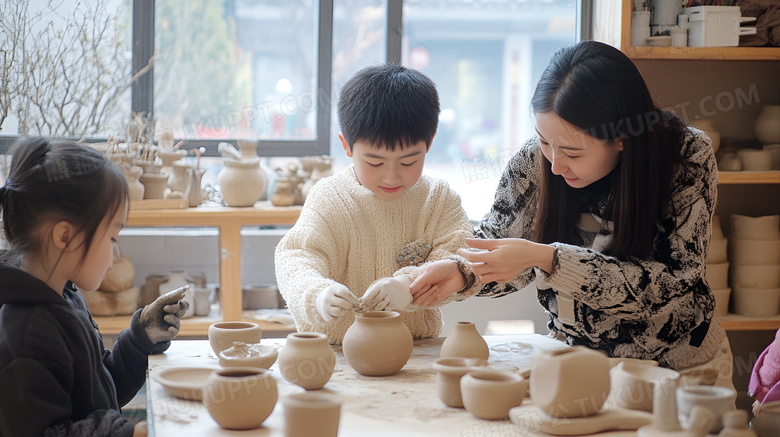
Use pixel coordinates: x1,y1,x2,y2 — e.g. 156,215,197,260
531,41,687,260
0,137,128,267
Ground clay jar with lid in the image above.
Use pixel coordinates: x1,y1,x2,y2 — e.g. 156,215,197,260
530,346,611,418
342,311,413,376
440,321,489,360
460,369,527,420
202,367,277,430
432,357,486,408
277,332,336,390
208,322,263,355
217,158,267,207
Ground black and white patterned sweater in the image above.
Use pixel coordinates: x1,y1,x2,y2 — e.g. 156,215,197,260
471,128,725,370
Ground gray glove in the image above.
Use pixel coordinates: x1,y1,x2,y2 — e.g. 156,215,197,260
140,286,190,343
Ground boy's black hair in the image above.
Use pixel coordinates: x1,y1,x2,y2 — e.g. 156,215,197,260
337,64,440,151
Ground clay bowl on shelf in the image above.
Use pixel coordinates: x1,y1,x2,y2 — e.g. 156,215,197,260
208,321,263,355
732,286,780,317
731,264,780,289
731,214,780,240
711,288,732,317
729,238,780,265
706,237,728,264
705,262,729,290
218,341,278,369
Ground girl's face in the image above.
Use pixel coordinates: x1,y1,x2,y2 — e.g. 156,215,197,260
535,112,623,189
71,201,127,292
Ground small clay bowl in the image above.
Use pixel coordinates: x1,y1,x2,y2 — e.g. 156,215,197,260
461,369,527,420
432,357,487,408
218,341,278,369
208,321,263,355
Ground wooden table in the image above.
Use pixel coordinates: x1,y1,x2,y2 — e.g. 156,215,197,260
146,334,578,436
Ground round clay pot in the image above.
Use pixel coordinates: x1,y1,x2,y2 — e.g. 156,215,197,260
731,264,780,289
217,158,267,207
167,162,190,193
676,385,737,433
218,342,278,369
530,346,611,418
752,400,780,437
606,361,679,412
208,322,263,355
123,165,144,201
432,357,487,408
139,172,168,199
440,321,489,360
460,369,527,420
731,214,780,240
282,392,341,437
706,237,728,264
719,410,753,436
277,332,336,390
732,286,780,317
342,311,413,376
754,105,780,144
738,149,773,172
705,262,730,290
202,367,277,430
730,238,780,265
711,287,732,317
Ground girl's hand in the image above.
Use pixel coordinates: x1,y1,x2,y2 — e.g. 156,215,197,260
410,260,464,307
457,238,554,284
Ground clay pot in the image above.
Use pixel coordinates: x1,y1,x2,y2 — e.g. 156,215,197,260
730,239,780,265
712,287,732,317
731,264,780,288
123,165,145,201
282,392,341,437
752,400,780,437
676,385,737,433
157,149,187,173
217,158,267,207
301,156,333,200
202,367,277,430
140,274,168,307
342,311,413,376
461,369,527,420
218,341,278,369
193,287,212,316
706,237,728,264
440,321,489,360
719,410,756,437
140,173,168,199
731,214,780,240
236,139,259,160
530,346,611,418
705,262,729,290
184,167,208,207
100,254,135,293
208,322,263,355
167,162,190,193
738,149,773,172
732,286,780,317
606,361,680,412
432,357,487,408
754,105,780,144
277,332,336,390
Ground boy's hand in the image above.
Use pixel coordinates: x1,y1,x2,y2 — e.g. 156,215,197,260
316,284,359,323
410,260,464,307
140,286,190,343
361,275,413,312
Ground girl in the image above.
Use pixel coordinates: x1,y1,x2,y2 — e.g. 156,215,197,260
0,138,189,437
411,41,732,387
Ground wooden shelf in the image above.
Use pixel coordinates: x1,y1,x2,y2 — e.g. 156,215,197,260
718,313,780,331
128,201,302,226
623,46,780,61
718,171,780,184
94,314,293,336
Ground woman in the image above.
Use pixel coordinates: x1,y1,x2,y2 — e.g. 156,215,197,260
411,41,732,387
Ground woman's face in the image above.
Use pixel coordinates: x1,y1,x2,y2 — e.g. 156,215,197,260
535,111,623,189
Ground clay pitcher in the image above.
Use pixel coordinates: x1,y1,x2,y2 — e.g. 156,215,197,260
202,367,278,430
342,311,413,376
277,332,336,390
530,346,611,418
440,321,489,360
184,167,208,207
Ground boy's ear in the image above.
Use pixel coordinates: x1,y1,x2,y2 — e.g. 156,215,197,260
339,134,353,157
51,221,77,252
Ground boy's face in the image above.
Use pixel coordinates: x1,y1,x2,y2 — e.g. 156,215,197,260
340,135,429,201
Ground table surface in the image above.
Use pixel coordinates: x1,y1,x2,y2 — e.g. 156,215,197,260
146,335,640,437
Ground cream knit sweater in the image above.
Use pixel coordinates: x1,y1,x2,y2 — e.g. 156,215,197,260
275,166,477,345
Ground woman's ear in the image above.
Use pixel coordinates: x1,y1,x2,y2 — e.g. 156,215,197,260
615,137,624,152
339,134,353,157
51,221,77,252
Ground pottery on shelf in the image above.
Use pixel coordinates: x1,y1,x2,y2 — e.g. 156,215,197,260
731,214,780,240
208,322,263,355
301,156,334,200
217,158,267,207
193,287,212,316
157,149,187,173
706,237,728,264
140,172,168,200
676,385,737,433
729,239,780,265
283,392,342,437
202,367,277,430
754,105,780,144
158,271,195,318
342,311,413,376
690,119,721,154
277,332,336,390
236,139,259,160
271,169,297,207
167,162,190,193
432,357,487,408
140,274,168,307
99,248,135,293
705,262,730,290
712,287,732,317
530,346,611,418
184,167,208,207
122,165,145,201
732,286,780,317
218,341,278,369
718,410,756,437
737,149,773,172
460,369,527,420
731,264,780,289
440,321,489,360
606,361,680,412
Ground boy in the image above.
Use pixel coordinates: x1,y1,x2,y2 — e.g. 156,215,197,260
274,64,477,345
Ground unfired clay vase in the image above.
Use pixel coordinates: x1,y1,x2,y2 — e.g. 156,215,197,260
718,410,756,437
218,341,278,369
676,385,737,433
731,264,780,289
460,369,527,420
277,332,336,390
123,165,145,201
271,170,297,207
754,105,780,144
707,237,728,264
530,346,611,418
440,321,489,360
167,162,190,193
342,311,413,376
730,239,780,265
208,322,263,355
282,392,341,437
217,158,267,207
606,361,680,412
140,172,168,199
731,214,780,240
184,167,208,207
751,400,780,437
432,357,487,408
236,139,259,160
202,367,277,430
301,156,333,200
732,286,780,317
706,262,730,290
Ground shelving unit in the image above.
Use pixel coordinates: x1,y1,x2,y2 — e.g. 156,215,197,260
94,201,302,336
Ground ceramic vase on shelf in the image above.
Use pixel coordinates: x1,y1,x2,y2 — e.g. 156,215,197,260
236,139,259,160
277,332,336,390
217,159,267,207
342,311,413,376
167,163,190,194
157,149,187,175
158,271,194,318
122,165,145,201
440,321,489,360
301,156,334,200
754,105,780,144
139,173,168,200
202,368,277,430
184,167,208,207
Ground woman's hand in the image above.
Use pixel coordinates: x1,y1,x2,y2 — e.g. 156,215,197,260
410,259,464,307
458,238,555,284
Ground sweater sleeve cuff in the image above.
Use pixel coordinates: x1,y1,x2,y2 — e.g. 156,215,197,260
539,243,593,292
127,309,171,355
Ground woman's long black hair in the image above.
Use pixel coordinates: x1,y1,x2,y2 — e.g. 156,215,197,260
531,41,687,260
